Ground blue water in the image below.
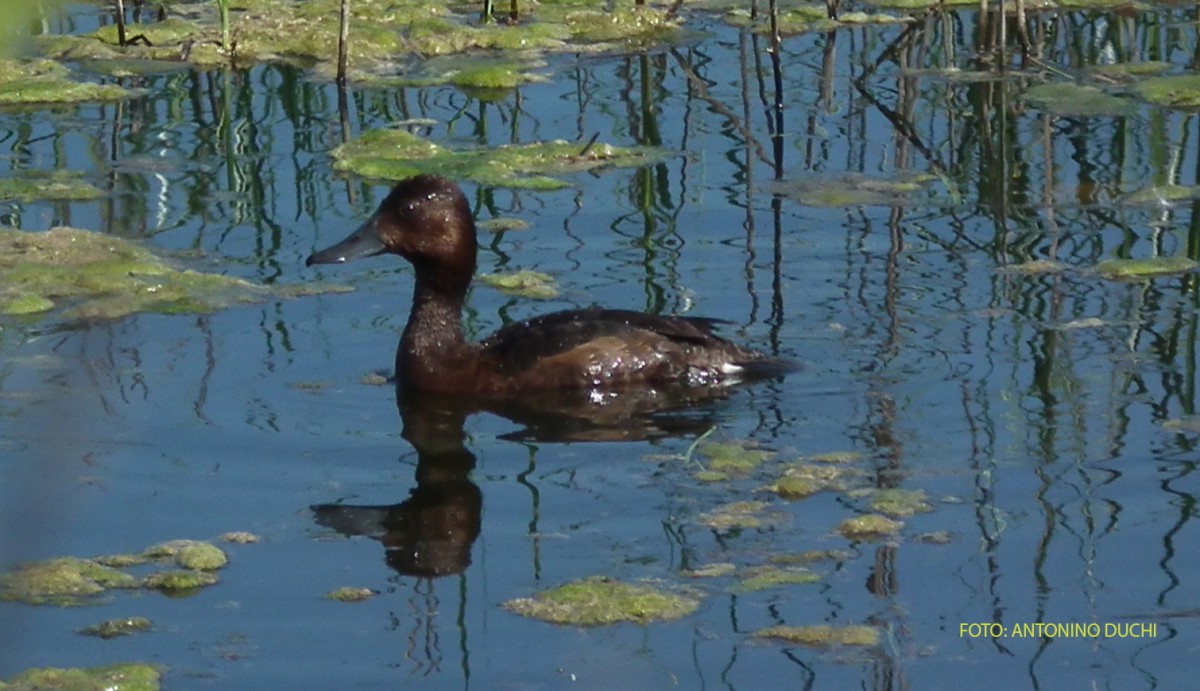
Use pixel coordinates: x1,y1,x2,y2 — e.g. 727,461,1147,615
3,3,1200,689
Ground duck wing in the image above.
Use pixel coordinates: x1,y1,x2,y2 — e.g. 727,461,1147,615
478,308,771,388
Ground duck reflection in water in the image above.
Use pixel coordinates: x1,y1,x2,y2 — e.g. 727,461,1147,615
311,384,748,578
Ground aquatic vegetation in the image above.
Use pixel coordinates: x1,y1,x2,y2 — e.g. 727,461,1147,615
174,543,229,571
851,488,933,517
768,461,858,499
1022,82,1136,116
997,260,1067,275
0,58,129,106
219,532,261,544
836,513,904,539
771,474,820,499
681,562,737,578
478,270,559,298
1133,75,1200,108
2,539,233,606
0,227,349,319
731,567,820,593
914,531,954,544
332,128,668,189
0,170,104,202
503,577,699,625
755,624,881,647
697,440,775,474
142,569,219,591
699,500,788,530
770,173,937,207
0,662,162,691
694,469,729,483
78,616,153,639
325,587,376,602
0,558,137,607
1086,61,1171,81
770,550,853,565
1094,257,1199,280
477,217,531,233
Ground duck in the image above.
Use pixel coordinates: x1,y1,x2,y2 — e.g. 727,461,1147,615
306,174,793,395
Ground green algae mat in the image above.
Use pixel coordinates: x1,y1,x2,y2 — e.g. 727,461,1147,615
0,227,348,319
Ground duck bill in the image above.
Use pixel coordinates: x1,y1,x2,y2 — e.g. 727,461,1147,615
306,212,387,266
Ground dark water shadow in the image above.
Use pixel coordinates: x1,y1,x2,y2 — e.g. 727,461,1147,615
311,382,756,577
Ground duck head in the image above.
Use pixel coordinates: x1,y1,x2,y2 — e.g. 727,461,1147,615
306,175,477,295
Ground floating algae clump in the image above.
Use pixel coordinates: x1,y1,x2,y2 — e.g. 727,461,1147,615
79,616,153,639
697,440,775,474
731,567,821,593
0,170,105,202
852,488,933,517
325,587,376,602
174,543,229,571
478,270,558,298
1095,257,1199,280
142,569,219,592
1,662,162,691
0,58,129,106
755,624,880,647
836,513,904,539
0,557,137,606
504,577,699,626
0,227,348,319
332,128,669,190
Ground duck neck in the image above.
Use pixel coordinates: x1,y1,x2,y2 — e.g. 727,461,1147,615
397,271,472,386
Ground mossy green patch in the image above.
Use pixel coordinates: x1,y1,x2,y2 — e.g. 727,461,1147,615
851,488,933,517
770,550,853,565
698,440,775,474
79,616,153,639
0,557,137,607
699,500,786,530
0,227,348,320
1087,61,1171,81
770,173,936,207
997,259,1067,275
0,58,130,106
771,474,820,499
727,5,907,35
755,624,880,647
503,577,699,626
1022,82,1135,116
769,461,858,500
94,553,155,568
1094,257,1199,280
175,543,229,571
682,562,737,578
694,469,729,483
836,513,904,539
142,569,219,591
219,531,261,544
0,171,105,202
731,567,820,593
325,586,376,602
478,270,558,298
1134,74,1200,108
332,128,668,189
478,217,531,233
1,662,162,691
